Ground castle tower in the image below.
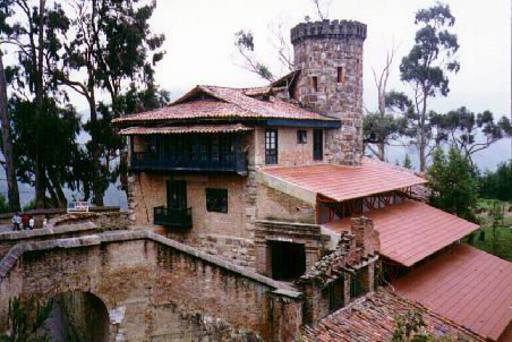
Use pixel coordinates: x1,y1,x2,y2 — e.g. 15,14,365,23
291,20,367,166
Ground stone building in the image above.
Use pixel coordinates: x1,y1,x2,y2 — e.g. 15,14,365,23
111,19,512,341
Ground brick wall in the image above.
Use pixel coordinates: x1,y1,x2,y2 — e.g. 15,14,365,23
0,231,303,341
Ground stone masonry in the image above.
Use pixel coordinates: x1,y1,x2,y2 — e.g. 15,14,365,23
297,216,380,324
291,20,366,166
0,230,303,341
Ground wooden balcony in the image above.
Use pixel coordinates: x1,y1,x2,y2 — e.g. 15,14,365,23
153,206,192,229
130,134,248,174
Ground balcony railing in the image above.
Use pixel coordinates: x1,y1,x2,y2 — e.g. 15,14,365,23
130,134,248,174
154,206,192,229
131,151,247,173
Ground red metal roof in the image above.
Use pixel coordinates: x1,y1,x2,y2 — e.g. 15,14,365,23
302,289,484,341
119,123,253,135
393,244,512,341
323,200,479,267
261,158,427,202
113,85,335,124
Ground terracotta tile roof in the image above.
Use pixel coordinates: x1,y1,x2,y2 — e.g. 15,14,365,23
113,85,335,124
393,244,512,341
301,289,484,342
119,123,253,135
323,200,479,267
260,158,427,202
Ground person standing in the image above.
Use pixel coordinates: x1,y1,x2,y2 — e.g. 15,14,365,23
21,213,29,230
11,213,20,231
28,216,35,230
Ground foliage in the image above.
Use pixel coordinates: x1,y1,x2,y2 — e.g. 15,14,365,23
403,154,413,169
428,147,479,222
430,107,508,165
479,161,512,201
0,296,52,342
234,30,274,81
0,194,9,213
468,199,512,261
398,2,460,171
392,310,452,342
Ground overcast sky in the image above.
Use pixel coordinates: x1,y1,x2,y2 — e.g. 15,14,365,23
145,0,511,118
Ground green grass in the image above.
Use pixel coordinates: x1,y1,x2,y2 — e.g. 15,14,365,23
468,226,512,262
468,199,512,262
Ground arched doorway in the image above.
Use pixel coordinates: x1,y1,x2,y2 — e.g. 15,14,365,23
47,291,110,342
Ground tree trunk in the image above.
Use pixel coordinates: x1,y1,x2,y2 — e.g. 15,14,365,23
0,50,21,211
88,91,104,206
377,142,385,161
34,0,47,209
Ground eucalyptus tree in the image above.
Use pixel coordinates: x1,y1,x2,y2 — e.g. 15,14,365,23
1,0,76,208
399,3,460,171
58,0,165,200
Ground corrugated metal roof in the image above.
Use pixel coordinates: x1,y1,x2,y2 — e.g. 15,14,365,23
261,158,427,202
323,200,479,267
393,244,512,341
119,123,253,135
302,289,484,342
113,85,335,124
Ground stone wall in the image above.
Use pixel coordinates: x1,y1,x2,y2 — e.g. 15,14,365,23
291,20,366,166
0,231,303,341
0,222,98,259
298,216,380,324
256,183,316,224
254,220,326,277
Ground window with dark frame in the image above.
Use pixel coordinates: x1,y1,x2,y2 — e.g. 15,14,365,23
313,129,323,160
312,76,318,92
205,188,228,213
297,130,307,144
265,129,278,164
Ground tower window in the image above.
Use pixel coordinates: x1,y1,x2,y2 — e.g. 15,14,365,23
337,67,346,84
312,76,318,92
297,130,307,144
206,188,228,213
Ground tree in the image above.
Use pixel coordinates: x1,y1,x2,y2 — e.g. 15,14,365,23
234,30,274,82
2,0,72,208
430,107,508,166
57,0,166,202
364,49,408,161
0,0,21,211
403,154,413,169
428,147,479,222
399,3,460,171
479,161,512,201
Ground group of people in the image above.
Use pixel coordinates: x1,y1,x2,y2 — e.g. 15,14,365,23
11,212,47,231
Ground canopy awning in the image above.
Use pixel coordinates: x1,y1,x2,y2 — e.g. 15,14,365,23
393,244,512,341
258,158,427,205
322,200,479,267
119,123,253,135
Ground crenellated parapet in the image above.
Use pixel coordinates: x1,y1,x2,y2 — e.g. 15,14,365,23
291,19,367,45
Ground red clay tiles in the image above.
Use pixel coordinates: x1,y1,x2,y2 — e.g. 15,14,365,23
302,289,484,341
323,200,479,267
119,123,253,135
113,85,335,124
393,244,512,341
261,157,427,202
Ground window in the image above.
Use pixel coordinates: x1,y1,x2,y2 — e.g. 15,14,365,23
337,67,346,84
297,130,307,144
313,129,323,160
206,188,228,213
265,129,278,164
327,276,345,312
312,76,318,92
